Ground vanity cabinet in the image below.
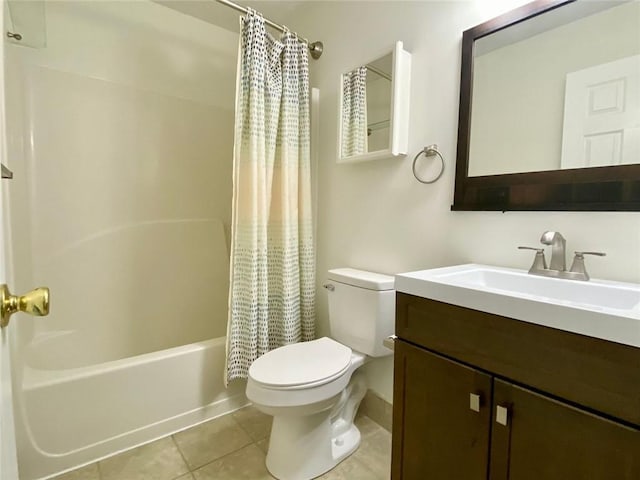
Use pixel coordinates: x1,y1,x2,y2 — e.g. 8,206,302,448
391,293,640,480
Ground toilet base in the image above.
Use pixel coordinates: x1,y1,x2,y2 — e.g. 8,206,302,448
264,373,367,480
266,414,361,480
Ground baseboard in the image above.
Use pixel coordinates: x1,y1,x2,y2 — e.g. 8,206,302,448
359,390,392,432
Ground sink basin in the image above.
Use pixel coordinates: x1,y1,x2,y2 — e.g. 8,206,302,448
395,264,640,348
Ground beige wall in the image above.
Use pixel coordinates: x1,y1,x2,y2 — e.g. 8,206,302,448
287,1,640,403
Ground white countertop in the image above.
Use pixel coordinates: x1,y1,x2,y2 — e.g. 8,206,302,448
395,264,640,349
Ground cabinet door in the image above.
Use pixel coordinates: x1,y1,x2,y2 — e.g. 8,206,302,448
490,379,640,480
392,340,493,480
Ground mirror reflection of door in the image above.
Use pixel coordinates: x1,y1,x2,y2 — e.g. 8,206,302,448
467,1,640,177
561,55,640,169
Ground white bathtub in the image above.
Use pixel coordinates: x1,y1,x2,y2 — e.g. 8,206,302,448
17,337,247,480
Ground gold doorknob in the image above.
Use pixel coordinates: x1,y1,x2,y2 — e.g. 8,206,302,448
0,284,50,328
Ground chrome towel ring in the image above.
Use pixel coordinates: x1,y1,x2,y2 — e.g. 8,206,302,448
412,144,445,184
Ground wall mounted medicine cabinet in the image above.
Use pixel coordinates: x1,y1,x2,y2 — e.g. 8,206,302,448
337,41,411,164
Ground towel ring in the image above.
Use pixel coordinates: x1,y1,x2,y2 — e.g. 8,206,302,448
412,144,445,184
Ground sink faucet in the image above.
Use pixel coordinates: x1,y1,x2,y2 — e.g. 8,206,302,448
540,231,566,272
518,231,606,281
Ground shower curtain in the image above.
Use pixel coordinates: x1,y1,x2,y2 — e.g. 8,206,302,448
226,11,315,383
341,66,368,157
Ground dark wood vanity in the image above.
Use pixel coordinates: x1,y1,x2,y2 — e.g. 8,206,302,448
391,293,640,479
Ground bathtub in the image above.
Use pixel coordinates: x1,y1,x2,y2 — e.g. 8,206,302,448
17,336,248,480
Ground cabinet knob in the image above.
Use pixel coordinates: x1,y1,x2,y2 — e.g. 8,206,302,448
496,405,509,426
469,393,481,412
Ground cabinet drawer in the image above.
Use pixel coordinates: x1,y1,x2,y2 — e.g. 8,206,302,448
396,293,640,426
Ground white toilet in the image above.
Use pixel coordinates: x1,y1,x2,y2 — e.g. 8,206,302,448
246,268,395,480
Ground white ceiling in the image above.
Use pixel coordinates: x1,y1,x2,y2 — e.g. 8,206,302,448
154,0,308,36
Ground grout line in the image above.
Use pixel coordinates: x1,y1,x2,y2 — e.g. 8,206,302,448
170,471,194,480
229,408,260,441
188,440,260,474
170,434,192,474
171,411,256,473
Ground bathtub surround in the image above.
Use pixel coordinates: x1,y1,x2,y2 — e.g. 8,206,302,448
282,0,640,405
5,1,241,477
227,12,315,383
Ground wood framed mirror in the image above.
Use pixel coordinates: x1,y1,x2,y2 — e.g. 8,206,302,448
453,0,640,211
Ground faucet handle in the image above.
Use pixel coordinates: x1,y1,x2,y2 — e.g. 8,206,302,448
518,246,547,272
569,251,606,280
518,246,544,253
574,251,606,258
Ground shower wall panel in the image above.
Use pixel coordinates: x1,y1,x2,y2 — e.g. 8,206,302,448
7,0,238,365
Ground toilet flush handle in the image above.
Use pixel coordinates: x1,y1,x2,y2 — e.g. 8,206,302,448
323,283,335,292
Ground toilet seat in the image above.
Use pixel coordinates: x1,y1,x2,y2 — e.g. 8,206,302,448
248,337,352,390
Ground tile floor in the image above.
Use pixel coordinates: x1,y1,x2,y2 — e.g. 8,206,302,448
52,406,391,480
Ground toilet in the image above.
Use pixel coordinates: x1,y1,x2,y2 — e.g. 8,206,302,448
246,268,395,480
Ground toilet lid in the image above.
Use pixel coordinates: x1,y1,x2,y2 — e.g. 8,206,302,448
248,337,352,388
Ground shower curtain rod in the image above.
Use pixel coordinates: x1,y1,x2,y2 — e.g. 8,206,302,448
366,64,391,81
215,0,323,59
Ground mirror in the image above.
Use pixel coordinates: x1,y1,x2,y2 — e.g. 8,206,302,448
454,0,640,211
338,41,411,163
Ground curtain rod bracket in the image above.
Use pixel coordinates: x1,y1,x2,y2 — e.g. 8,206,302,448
309,41,323,60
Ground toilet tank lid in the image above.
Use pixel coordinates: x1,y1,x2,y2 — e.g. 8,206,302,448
328,268,395,291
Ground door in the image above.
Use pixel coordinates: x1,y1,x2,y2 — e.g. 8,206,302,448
561,55,640,169
0,1,19,475
490,379,640,480
0,177,18,480
392,340,493,480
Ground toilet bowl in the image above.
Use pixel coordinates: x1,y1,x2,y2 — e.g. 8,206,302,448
246,268,395,480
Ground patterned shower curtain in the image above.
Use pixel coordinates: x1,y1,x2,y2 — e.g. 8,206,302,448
226,11,315,383
341,66,368,157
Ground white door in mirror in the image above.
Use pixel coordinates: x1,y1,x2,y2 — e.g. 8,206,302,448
561,54,640,169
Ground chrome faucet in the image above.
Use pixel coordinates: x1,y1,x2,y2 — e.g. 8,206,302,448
519,231,606,281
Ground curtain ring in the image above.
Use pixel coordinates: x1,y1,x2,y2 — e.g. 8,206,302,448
412,144,445,184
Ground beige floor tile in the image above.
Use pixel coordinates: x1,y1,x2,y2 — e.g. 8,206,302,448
231,406,273,441
51,463,100,480
352,428,392,480
99,437,188,480
319,455,380,480
255,437,270,454
174,474,195,480
191,444,274,480
173,415,253,470
355,413,385,439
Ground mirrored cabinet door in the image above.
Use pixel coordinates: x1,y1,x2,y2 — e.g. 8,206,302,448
337,41,411,163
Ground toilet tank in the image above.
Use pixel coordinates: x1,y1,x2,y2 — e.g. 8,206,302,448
326,268,395,357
